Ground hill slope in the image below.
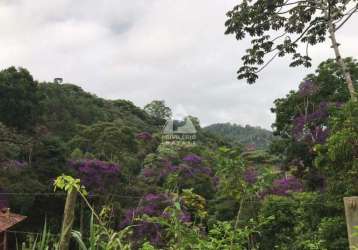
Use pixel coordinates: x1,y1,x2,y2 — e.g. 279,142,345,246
204,123,273,149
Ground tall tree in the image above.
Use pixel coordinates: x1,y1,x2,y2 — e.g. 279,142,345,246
270,58,358,187
225,0,358,100
0,67,41,131
144,100,172,124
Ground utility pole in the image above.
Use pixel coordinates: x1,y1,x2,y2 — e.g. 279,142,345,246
344,197,358,249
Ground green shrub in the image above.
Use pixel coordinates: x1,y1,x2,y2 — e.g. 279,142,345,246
258,192,347,250
318,217,348,250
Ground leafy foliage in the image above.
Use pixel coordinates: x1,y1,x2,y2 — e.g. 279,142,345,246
0,64,356,250
270,59,358,186
204,123,274,149
315,101,358,197
225,0,358,85
144,100,172,125
0,67,41,131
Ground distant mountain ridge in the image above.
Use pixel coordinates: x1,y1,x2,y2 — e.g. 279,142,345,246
203,123,274,150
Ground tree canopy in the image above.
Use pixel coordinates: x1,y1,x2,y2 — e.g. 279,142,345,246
225,0,358,99
144,100,172,125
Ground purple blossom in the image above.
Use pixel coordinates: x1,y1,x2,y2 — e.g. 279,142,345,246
12,160,28,168
0,160,28,171
298,80,318,97
168,164,179,172
158,164,181,178
142,154,219,197
120,192,195,247
266,176,303,196
142,204,157,214
196,167,213,176
121,193,171,223
120,193,173,247
292,115,306,140
143,168,156,177
144,193,162,201
293,102,330,143
312,126,330,144
69,159,121,191
182,154,202,164
179,211,191,223
243,167,258,184
136,132,153,141
145,160,219,192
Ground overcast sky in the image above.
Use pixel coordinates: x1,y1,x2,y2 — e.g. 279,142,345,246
0,0,357,129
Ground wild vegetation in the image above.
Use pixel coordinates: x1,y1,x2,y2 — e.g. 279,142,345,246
0,56,357,249
1,0,358,249
204,123,274,149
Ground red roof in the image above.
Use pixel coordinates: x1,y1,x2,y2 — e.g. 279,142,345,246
0,209,26,232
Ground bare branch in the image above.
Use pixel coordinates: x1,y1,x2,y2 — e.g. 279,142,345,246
271,31,289,43
276,0,309,8
335,6,358,31
255,52,279,74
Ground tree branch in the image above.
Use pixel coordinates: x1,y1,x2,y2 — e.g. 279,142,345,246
291,20,317,44
254,20,318,74
276,0,308,8
271,31,289,43
276,3,323,15
255,52,280,74
335,6,358,31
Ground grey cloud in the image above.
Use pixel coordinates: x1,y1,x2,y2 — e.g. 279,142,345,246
0,1,357,130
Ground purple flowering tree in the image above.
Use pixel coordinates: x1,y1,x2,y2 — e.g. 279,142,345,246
120,192,191,247
261,176,303,197
141,154,218,199
287,80,344,148
243,167,258,185
271,60,355,189
292,102,333,144
182,154,202,165
69,159,121,192
298,80,318,97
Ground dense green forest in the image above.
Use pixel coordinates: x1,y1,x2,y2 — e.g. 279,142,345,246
204,123,274,149
1,1,358,249
1,56,357,249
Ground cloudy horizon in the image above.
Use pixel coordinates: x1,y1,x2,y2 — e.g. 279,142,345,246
1,0,357,130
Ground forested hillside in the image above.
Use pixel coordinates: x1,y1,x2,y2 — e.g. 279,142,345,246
1,56,357,249
0,67,161,234
204,123,274,149
2,0,358,249
0,67,233,248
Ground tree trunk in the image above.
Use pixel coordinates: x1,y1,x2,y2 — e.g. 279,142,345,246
328,19,357,101
59,188,78,250
230,197,245,250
